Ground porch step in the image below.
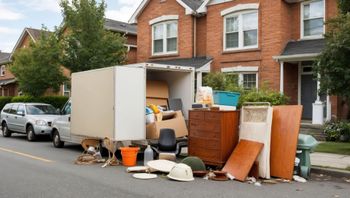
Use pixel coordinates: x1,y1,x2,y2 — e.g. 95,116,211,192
300,122,326,141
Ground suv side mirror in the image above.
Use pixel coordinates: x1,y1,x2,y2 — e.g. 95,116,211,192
56,108,61,114
17,111,25,116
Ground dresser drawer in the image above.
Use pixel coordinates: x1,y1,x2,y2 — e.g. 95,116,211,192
189,148,220,162
189,111,204,120
189,137,220,150
205,112,222,121
189,120,221,131
190,129,221,139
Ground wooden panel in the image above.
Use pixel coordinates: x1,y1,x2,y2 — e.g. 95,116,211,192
190,129,221,139
270,105,303,180
204,111,222,121
189,120,221,132
189,148,220,162
222,140,263,182
189,111,204,120
189,137,220,150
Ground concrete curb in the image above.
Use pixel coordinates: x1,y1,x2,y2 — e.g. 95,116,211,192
311,166,350,178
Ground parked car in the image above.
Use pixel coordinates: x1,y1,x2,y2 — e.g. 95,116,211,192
51,100,72,148
1,103,61,141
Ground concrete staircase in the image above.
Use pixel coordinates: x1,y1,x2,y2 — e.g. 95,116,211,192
300,121,326,141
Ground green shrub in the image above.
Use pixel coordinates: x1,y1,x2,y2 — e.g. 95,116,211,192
203,72,240,91
324,120,350,142
238,88,289,107
11,96,69,109
0,97,13,111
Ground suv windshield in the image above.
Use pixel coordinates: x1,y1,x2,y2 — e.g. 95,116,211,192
26,105,58,115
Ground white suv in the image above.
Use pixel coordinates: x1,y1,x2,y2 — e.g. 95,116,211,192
1,103,61,141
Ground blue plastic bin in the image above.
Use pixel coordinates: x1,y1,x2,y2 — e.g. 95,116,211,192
213,91,240,106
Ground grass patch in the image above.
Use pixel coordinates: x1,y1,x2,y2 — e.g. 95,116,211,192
314,142,350,155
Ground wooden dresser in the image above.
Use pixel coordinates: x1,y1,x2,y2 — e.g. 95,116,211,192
188,109,240,167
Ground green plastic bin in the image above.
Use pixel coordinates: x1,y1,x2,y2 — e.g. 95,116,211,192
296,134,318,179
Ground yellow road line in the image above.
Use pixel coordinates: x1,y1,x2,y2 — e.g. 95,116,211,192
0,146,54,163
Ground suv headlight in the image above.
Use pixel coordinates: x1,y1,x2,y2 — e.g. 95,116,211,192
35,120,47,126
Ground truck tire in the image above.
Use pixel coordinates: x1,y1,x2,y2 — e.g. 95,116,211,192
26,125,36,142
53,130,64,148
2,122,11,137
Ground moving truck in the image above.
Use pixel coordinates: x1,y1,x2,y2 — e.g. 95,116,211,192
51,63,195,148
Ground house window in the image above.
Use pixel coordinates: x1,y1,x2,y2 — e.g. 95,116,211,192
301,0,324,38
224,10,258,51
242,73,257,89
0,65,5,76
63,83,70,97
152,21,178,55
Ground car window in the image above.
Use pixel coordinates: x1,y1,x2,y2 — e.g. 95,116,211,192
2,104,12,113
26,105,59,115
62,102,71,115
9,104,19,114
17,105,25,115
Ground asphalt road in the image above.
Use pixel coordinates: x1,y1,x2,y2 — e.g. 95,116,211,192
0,133,349,198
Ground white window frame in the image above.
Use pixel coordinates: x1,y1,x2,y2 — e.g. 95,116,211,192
0,65,5,76
63,83,70,97
300,0,325,40
151,20,178,56
221,66,259,90
223,10,259,52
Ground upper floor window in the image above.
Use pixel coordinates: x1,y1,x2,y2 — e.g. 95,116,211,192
224,10,258,51
152,21,178,55
0,65,6,76
301,0,325,38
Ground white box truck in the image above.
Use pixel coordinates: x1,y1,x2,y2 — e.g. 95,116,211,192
51,63,195,148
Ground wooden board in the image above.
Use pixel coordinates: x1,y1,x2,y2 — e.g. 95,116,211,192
222,140,263,182
270,105,303,180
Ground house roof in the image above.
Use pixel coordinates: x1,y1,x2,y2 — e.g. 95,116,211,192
26,28,50,41
148,56,212,69
129,0,208,23
182,0,205,11
0,52,11,64
104,18,137,35
0,78,16,85
281,39,325,56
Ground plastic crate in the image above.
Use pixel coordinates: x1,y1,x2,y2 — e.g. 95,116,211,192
213,91,240,106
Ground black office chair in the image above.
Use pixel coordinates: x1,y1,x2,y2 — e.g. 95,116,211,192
151,128,187,156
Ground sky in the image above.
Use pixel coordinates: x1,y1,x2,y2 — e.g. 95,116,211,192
0,0,140,53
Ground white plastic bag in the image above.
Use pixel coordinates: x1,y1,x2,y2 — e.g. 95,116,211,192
196,86,214,106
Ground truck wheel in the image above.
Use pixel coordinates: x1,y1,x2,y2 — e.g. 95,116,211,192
26,125,36,142
2,122,11,137
53,130,64,148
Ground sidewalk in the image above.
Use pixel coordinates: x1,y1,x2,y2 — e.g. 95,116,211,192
311,152,350,169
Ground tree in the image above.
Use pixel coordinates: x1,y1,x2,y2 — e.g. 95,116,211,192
10,28,68,97
59,0,127,72
313,2,350,99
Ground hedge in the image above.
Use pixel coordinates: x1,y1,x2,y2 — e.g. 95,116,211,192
0,96,69,111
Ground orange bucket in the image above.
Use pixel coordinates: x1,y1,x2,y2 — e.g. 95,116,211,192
120,147,140,166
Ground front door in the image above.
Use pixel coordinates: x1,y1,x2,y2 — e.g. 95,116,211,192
301,74,317,119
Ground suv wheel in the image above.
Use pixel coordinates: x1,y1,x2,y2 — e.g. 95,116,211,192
26,125,36,141
2,122,11,137
52,130,64,148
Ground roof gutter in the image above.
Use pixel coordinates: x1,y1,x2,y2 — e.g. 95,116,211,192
273,53,320,62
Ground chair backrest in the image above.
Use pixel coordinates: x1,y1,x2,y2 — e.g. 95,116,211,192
168,98,183,113
159,128,177,152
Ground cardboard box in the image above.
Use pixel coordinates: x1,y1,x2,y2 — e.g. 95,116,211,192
146,111,188,139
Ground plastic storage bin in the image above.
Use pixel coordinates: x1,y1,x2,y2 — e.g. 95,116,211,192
296,134,318,179
213,91,240,106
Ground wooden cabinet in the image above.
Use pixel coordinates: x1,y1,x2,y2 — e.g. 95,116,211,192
188,110,240,167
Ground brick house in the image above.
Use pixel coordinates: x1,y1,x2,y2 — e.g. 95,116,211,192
2,19,137,97
129,0,340,124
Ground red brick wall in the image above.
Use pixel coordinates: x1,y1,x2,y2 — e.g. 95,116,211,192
136,0,194,62
283,63,298,105
127,47,137,64
126,34,137,46
195,16,207,57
